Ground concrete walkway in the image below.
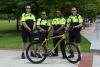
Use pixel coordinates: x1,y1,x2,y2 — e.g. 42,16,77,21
81,19,100,52
0,50,78,67
0,50,100,67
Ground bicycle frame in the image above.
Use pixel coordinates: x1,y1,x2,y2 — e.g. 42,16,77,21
40,34,66,52
26,31,81,64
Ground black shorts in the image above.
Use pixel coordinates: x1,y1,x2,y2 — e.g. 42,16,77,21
21,20,33,43
69,31,81,43
38,31,48,40
39,26,48,39
22,30,31,43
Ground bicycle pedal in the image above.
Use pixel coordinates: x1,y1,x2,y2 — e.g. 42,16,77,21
43,53,49,56
78,56,81,61
68,54,74,58
37,54,42,58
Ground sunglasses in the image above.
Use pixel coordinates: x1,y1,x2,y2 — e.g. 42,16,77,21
26,8,31,9
42,14,46,15
72,10,76,11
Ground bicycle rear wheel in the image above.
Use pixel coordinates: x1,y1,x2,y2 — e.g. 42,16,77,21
26,42,47,64
65,42,81,64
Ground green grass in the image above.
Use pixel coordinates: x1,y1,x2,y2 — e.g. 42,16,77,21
0,20,22,48
0,20,16,31
0,31,21,48
81,36,91,52
0,20,91,52
47,34,91,52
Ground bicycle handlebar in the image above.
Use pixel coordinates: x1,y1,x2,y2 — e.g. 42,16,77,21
31,26,74,34
31,30,62,34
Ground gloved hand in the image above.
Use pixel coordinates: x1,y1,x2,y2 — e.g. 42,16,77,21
68,26,74,31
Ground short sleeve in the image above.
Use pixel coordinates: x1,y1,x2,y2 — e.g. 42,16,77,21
47,19,52,26
36,18,41,25
60,18,66,25
67,16,71,24
78,15,83,23
31,15,36,22
21,13,25,22
52,18,58,25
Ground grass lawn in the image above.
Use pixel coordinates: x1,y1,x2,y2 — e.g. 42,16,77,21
0,20,22,48
80,36,91,52
0,20,17,31
0,20,91,52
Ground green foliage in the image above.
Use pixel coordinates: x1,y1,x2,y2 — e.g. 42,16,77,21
0,0,100,17
0,0,100,30
80,3,97,18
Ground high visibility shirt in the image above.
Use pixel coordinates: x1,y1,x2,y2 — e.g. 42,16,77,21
52,17,66,25
67,14,83,24
20,13,36,29
21,13,36,22
67,14,83,31
36,18,51,26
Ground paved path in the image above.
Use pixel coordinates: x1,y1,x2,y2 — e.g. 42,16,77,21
81,19,100,52
0,50,100,67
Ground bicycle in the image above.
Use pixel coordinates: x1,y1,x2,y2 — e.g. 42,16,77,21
26,30,81,64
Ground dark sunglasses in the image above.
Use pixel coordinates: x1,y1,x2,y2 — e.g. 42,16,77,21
72,10,76,11
42,14,46,15
26,8,31,9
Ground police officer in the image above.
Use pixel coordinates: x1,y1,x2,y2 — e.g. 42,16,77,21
21,5,36,59
37,11,51,37
67,7,83,58
52,10,66,58
36,11,51,58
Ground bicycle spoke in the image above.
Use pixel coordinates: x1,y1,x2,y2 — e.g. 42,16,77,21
26,42,47,64
65,42,81,63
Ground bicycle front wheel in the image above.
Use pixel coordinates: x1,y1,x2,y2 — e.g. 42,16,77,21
65,42,81,64
26,42,47,64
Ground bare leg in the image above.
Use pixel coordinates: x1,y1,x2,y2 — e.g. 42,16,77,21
21,42,27,59
22,43,26,53
76,43,81,51
76,43,81,60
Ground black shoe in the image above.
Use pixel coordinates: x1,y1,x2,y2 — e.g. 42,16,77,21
62,56,66,59
62,55,66,59
30,51,36,57
78,56,81,61
68,54,74,58
21,52,25,59
51,53,58,56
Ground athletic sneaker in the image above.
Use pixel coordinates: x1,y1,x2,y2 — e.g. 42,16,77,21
21,52,25,59
68,54,74,58
30,51,36,57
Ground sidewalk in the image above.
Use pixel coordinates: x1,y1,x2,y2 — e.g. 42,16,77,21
81,19,100,52
81,22,96,36
0,50,100,67
0,50,78,67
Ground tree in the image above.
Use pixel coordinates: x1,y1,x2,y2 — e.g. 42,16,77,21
0,0,99,31
0,0,38,31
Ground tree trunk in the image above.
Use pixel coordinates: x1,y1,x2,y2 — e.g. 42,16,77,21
16,15,19,31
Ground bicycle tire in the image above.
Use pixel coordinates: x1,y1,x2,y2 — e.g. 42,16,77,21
26,42,47,64
65,42,81,64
